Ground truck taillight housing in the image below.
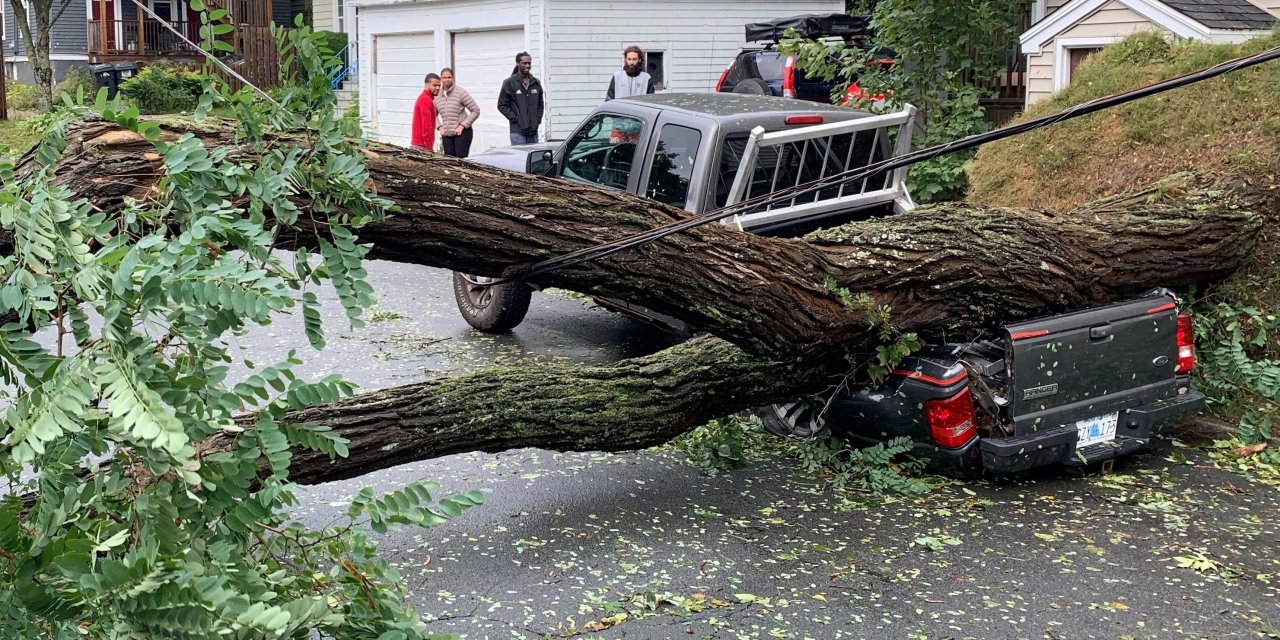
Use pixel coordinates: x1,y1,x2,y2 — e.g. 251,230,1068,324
715,66,730,92
1176,313,1196,374
924,387,978,448
782,55,797,98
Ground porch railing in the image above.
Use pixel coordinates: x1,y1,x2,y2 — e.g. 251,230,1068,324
87,19,201,57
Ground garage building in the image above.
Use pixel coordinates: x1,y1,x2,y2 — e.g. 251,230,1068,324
351,0,842,153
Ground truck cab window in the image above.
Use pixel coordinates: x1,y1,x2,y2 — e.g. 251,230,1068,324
646,124,701,208
562,114,644,191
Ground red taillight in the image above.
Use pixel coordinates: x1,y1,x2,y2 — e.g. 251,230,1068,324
924,388,978,449
1176,313,1195,374
1010,329,1049,341
782,54,796,98
715,66,730,92
784,115,824,125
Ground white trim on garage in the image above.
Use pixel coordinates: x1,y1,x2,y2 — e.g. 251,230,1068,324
357,0,537,146
1052,35,1123,91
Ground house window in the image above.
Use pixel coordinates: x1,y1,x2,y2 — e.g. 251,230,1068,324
644,50,664,90
337,0,345,32
149,0,175,21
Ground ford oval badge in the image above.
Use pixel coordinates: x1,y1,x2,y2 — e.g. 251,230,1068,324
1153,355,1170,367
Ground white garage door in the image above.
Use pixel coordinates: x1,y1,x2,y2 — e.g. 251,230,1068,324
373,32,435,147
451,28,525,153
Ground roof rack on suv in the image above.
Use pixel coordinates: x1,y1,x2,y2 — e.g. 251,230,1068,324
744,13,872,43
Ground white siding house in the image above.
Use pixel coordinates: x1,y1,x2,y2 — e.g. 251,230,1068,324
351,0,843,152
1021,0,1278,106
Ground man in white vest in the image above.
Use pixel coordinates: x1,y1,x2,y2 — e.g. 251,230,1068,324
605,46,656,101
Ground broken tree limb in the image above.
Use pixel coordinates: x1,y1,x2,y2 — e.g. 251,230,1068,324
249,336,815,485
10,118,1271,484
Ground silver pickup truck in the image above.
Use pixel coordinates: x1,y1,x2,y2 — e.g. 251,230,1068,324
458,92,918,333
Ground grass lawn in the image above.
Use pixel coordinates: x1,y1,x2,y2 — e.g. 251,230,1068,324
0,116,40,158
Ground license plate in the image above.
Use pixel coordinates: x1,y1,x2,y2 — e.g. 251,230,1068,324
1076,412,1119,448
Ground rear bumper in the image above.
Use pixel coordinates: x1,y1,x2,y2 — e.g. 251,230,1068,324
977,389,1205,474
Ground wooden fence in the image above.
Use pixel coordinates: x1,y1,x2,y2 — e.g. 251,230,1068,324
192,0,286,91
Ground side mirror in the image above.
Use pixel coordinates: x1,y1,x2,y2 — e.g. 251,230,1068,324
528,149,555,176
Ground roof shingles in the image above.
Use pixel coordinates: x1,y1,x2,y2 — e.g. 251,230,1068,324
1161,0,1278,30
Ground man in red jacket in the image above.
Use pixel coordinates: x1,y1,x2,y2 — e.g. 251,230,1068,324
411,73,442,151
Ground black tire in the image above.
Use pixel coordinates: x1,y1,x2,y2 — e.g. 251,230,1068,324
758,400,829,440
452,271,533,333
732,78,771,95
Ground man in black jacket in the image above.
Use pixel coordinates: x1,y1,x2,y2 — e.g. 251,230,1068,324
497,52,545,145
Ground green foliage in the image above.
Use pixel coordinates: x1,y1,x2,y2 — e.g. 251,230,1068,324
6,82,40,111
120,63,204,114
823,276,921,380
795,436,931,495
784,1,1030,202
342,97,361,126
0,9,476,638
55,66,94,99
1105,30,1176,65
1191,299,1280,444
675,413,774,476
315,30,350,57
1207,439,1280,488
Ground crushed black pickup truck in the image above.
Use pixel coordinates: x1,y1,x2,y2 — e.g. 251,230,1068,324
462,93,1204,475
761,289,1204,476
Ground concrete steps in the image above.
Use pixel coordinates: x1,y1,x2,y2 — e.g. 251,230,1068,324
335,86,357,114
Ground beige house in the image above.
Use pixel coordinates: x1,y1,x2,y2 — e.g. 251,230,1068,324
1021,0,1279,105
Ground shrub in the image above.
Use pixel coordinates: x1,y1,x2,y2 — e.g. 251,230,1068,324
6,82,39,111
119,63,203,114
56,66,94,100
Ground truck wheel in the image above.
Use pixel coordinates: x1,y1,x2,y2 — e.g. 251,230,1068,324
733,78,771,95
758,401,828,440
452,272,533,333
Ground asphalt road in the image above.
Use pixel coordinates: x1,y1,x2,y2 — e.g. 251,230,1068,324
251,262,1280,639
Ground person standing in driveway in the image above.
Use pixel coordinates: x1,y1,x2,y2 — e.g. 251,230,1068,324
435,68,480,158
410,73,442,152
497,52,544,145
605,46,655,100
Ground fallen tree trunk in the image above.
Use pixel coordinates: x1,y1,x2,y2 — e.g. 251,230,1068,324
14,119,1271,484
29,120,1264,358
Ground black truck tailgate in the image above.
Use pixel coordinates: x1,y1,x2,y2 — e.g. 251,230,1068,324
1003,294,1181,436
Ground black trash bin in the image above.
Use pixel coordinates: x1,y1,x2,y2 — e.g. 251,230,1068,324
92,63,119,99
113,62,139,86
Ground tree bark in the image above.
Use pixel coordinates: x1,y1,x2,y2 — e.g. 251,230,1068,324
12,118,1271,484
245,337,820,485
